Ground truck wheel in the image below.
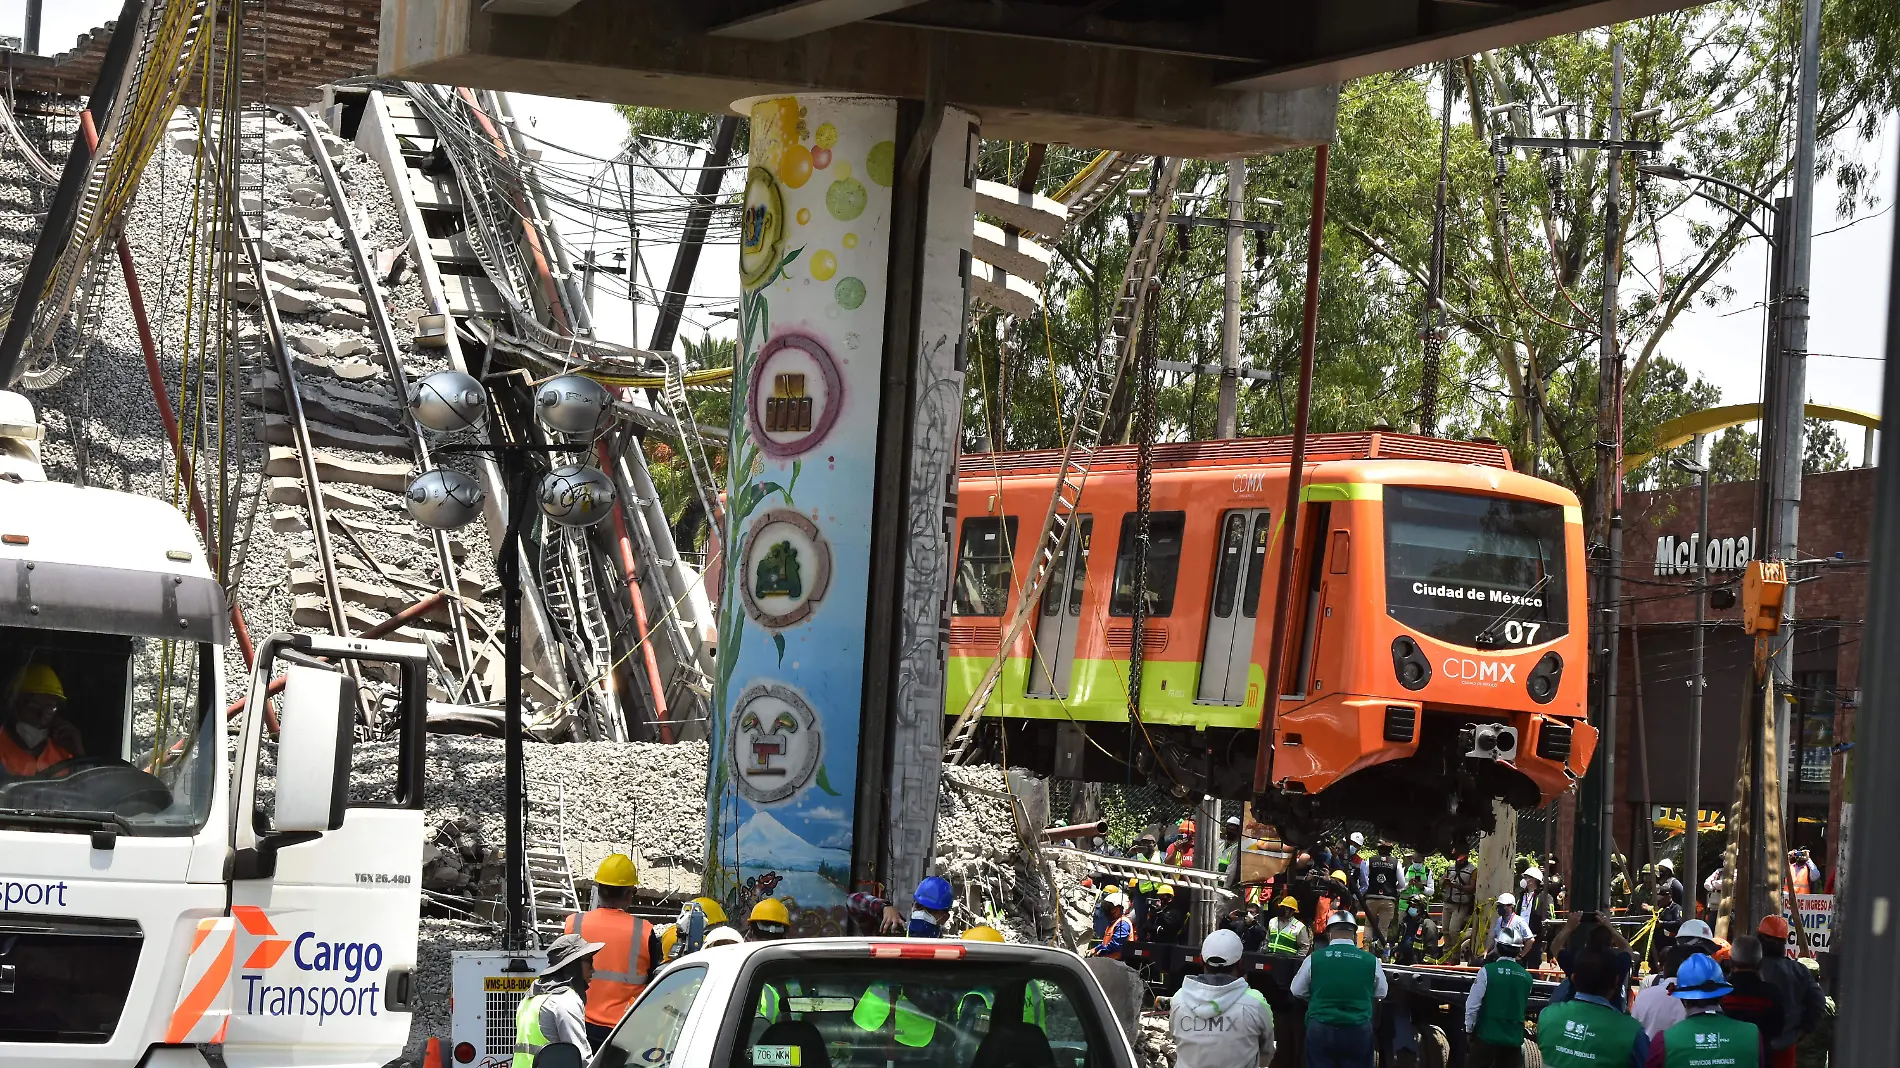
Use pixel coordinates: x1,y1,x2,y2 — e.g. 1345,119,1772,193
1521,1039,1545,1068
1418,1025,1449,1068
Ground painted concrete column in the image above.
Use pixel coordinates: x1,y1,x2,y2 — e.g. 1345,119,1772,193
707,94,975,930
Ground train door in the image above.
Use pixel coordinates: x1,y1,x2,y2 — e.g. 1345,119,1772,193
1197,509,1271,703
1027,516,1093,697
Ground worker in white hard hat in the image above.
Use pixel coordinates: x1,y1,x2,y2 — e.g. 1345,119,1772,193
1171,928,1275,1068
1466,925,1533,1068
563,853,661,1048
1291,911,1386,1064
1519,866,1557,970
1488,893,1533,958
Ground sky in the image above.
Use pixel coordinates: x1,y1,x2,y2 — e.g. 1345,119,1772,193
9,0,1895,451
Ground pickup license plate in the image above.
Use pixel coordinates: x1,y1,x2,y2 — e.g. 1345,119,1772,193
752,1045,802,1066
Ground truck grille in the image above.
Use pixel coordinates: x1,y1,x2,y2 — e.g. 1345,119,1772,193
0,913,142,1043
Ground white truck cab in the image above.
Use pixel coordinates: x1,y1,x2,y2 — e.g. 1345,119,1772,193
0,392,428,1067
565,939,1139,1068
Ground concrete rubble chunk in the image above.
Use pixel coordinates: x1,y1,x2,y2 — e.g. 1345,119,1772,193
332,297,370,318
315,280,361,302
285,333,333,359
290,185,328,206
282,203,336,223
272,287,322,314
322,310,369,332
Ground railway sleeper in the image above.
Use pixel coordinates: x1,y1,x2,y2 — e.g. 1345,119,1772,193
269,507,469,559
287,544,486,600
289,570,460,621
266,475,398,514
262,413,412,457
292,592,453,635
251,374,405,431
265,445,412,493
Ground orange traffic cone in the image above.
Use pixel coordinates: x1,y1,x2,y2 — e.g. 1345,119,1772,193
424,1036,444,1068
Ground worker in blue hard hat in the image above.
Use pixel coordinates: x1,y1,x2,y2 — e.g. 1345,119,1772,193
846,875,956,937
1649,953,1760,1068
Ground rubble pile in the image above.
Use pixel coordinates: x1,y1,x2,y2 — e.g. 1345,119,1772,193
1134,1015,1178,1068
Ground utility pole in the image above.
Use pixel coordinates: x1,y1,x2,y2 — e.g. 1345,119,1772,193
1589,40,1626,915
1765,0,1823,921
23,0,41,54
1672,446,1711,914
1497,44,1662,911
648,116,739,353
1216,159,1245,438
1420,60,1453,437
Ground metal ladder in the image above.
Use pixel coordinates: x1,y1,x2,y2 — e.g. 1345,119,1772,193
524,785,582,949
944,158,1183,764
661,352,726,540
539,527,620,741
1055,151,1148,227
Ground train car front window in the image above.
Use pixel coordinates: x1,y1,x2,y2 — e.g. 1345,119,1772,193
1383,488,1568,648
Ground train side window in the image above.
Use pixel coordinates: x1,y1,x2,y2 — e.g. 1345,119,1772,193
952,516,1018,616
1109,511,1186,617
1241,512,1272,618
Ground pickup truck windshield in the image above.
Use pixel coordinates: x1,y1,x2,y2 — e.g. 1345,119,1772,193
0,628,217,835
697,959,1117,1068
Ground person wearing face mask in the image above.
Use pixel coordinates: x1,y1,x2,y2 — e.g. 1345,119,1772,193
0,664,83,776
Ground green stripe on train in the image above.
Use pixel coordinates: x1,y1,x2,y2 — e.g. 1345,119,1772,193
944,656,1266,729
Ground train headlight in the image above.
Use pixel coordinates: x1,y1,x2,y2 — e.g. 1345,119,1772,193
1391,635,1431,691
1461,723,1518,761
1526,651,1563,704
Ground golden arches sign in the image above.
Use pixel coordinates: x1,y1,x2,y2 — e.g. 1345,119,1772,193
1624,402,1880,472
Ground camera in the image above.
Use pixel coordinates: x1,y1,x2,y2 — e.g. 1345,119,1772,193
1461,723,1519,761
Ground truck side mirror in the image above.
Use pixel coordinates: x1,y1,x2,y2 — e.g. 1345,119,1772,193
272,664,354,833
533,1043,584,1068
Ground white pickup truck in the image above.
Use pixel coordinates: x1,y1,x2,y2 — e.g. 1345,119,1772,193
529,938,1140,1068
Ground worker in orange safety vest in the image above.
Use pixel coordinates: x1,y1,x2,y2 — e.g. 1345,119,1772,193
1,664,82,777
564,853,662,1047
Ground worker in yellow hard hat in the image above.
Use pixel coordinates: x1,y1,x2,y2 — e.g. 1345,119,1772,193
561,853,659,1048
1267,895,1312,956
961,925,1005,943
1,663,82,777
748,898,791,941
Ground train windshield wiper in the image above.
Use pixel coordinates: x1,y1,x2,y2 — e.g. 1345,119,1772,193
1473,571,1552,649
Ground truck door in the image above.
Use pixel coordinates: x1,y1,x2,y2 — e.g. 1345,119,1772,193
226,633,427,1062
1027,516,1091,698
1197,509,1270,704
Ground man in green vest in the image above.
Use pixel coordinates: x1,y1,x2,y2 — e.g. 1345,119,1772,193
1290,910,1386,1066
512,933,605,1068
1648,953,1760,1068
1537,946,1650,1068
1266,897,1312,956
1465,927,1533,1067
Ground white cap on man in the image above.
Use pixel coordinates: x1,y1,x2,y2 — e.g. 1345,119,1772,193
1201,929,1245,967
1497,892,1517,908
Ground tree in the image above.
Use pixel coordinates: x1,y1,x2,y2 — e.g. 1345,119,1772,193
1709,426,1760,484
1804,417,1849,474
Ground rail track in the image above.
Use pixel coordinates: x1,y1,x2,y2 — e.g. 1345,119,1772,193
222,107,501,721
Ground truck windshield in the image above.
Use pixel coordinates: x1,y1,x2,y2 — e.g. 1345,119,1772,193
0,628,218,836
1384,487,1569,649
676,958,1119,1068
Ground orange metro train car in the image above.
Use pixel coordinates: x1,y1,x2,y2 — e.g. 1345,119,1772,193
944,431,1594,848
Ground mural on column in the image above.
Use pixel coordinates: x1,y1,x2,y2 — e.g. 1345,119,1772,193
706,95,896,932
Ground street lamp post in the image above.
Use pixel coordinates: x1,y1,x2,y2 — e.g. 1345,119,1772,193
404,369,617,950
1671,448,1711,916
